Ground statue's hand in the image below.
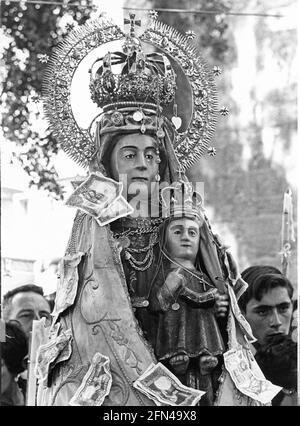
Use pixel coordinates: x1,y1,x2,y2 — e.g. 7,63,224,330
214,291,229,318
163,269,185,295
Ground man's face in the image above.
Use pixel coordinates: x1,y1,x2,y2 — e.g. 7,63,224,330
8,292,51,339
110,134,159,200
165,218,200,263
244,286,293,346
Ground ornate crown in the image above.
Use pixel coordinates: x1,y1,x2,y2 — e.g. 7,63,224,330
161,181,203,221
89,35,177,112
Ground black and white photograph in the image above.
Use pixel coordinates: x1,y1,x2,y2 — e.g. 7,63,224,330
0,0,298,409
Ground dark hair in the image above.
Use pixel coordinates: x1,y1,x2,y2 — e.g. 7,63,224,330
255,334,297,390
239,266,294,312
1,321,28,375
3,284,49,319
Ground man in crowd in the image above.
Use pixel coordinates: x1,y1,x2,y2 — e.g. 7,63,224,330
2,284,52,402
1,321,28,406
240,265,297,406
2,284,52,340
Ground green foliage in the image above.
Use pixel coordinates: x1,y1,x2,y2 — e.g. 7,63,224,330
1,0,95,198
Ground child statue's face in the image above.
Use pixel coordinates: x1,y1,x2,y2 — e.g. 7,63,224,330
165,217,200,263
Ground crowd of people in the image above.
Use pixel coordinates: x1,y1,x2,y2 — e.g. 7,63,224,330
1,264,297,406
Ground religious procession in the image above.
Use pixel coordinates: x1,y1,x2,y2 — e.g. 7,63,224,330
0,0,298,409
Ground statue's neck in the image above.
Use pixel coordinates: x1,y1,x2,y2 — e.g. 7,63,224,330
126,196,160,220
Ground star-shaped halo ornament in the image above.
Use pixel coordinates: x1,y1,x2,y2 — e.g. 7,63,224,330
31,95,40,103
213,65,222,76
38,54,49,64
220,107,229,116
148,10,158,20
207,147,217,156
185,30,196,40
42,15,219,171
65,23,75,32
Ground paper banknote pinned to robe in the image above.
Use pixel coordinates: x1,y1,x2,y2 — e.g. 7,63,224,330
69,353,112,406
224,345,282,404
97,195,134,226
227,284,256,343
35,329,73,383
66,172,133,225
51,252,85,320
133,363,205,406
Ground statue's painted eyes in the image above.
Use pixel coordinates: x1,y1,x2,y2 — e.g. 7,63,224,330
124,153,135,160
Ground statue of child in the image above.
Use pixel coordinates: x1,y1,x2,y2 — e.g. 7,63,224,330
153,215,226,379
148,180,230,401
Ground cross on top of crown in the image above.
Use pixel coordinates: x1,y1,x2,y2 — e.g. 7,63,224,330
124,13,141,38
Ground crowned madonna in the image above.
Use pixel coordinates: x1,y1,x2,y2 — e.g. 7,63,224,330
33,12,282,407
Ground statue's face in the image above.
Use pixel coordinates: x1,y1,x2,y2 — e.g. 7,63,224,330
165,217,200,263
110,133,160,200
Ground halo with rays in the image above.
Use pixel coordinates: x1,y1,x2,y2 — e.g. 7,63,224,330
42,14,218,171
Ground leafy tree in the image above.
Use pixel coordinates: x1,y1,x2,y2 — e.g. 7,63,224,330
152,0,233,63
1,0,231,198
1,0,95,198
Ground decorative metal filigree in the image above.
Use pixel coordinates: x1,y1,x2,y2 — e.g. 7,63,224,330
43,15,219,171
43,18,125,167
141,19,218,170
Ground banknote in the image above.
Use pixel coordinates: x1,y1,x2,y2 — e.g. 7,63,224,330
227,284,256,343
71,179,85,189
35,329,73,382
96,195,134,226
133,363,205,406
69,353,112,406
224,345,282,404
65,172,123,218
52,252,84,319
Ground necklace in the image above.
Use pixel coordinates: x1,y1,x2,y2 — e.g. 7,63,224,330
160,268,181,311
124,232,159,271
113,223,162,239
162,250,214,290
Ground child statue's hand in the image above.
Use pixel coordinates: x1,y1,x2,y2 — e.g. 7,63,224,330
214,291,229,317
163,269,185,295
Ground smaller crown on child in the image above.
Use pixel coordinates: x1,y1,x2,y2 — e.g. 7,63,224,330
161,181,203,221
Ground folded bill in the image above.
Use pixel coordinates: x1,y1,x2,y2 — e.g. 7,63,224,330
35,329,73,383
66,172,133,225
227,284,256,343
65,172,122,217
133,363,205,406
224,345,282,404
69,353,112,406
71,179,85,190
96,195,134,226
52,252,84,319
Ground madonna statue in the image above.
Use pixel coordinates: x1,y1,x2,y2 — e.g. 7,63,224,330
34,12,280,407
